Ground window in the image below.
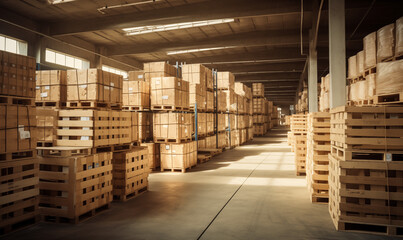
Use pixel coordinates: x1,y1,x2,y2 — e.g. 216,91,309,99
45,48,89,69
102,65,128,79
0,34,28,56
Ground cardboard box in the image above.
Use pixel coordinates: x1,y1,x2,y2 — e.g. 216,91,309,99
0,105,36,153
252,83,264,97
67,69,122,104
130,112,139,142
189,83,206,110
0,50,36,98
144,62,177,82
160,141,197,171
206,90,214,112
216,91,227,112
153,112,192,141
217,72,235,90
182,64,207,92
36,70,67,102
139,112,153,141
215,113,226,132
222,89,236,112
128,71,145,81
36,108,58,143
151,77,189,109
123,80,150,109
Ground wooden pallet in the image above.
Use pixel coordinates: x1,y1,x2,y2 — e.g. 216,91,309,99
42,203,111,224
113,186,148,202
160,166,193,173
364,66,376,77
0,95,34,106
151,105,189,111
35,101,66,108
66,101,110,109
154,138,192,144
373,92,403,105
347,99,374,107
37,146,92,157
0,158,39,236
36,141,54,147
328,154,403,237
197,154,211,163
0,149,36,161
122,106,150,111
198,148,223,157
94,143,135,153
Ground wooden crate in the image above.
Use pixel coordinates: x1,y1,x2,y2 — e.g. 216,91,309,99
328,154,403,236
217,72,234,90
294,134,307,176
56,110,131,147
143,62,177,82
189,83,206,111
160,141,197,173
112,147,149,201
141,142,160,171
0,158,39,235
39,150,112,223
139,112,153,142
0,104,36,154
290,113,307,134
306,112,331,203
330,106,403,151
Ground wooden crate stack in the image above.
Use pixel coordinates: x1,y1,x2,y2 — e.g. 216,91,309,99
235,82,253,145
306,112,331,203
0,50,40,235
252,83,270,136
290,114,307,176
328,106,403,236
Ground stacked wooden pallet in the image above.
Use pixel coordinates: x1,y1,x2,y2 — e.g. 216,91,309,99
328,106,403,236
306,112,331,203
252,83,273,136
290,114,307,176
0,50,39,235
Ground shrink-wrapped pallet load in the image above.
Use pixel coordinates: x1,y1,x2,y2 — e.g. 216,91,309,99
363,32,377,69
356,51,364,76
396,16,403,57
376,59,403,95
366,74,376,99
377,23,395,62
347,55,357,79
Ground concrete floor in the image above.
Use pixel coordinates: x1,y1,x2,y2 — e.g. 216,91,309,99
4,127,400,240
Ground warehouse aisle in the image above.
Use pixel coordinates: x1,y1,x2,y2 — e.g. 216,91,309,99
3,127,397,240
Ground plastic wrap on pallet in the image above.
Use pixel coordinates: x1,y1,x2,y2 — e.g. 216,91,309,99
347,55,357,79
363,32,377,69
377,23,395,62
366,74,376,98
376,59,403,95
349,82,357,101
357,80,367,101
396,16,403,57
356,51,364,76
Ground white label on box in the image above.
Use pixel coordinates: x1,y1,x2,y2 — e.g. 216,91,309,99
83,127,90,130
81,136,89,140
45,86,50,90
165,145,170,150
40,92,48,97
129,87,133,91
162,95,169,100
18,125,31,139
172,150,176,153
386,153,392,161
104,86,110,90
163,125,168,128
185,129,187,133
156,80,160,85
35,86,40,90
88,165,93,170
79,84,87,88
110,82,114,87
178,82,181,87
81,117,90,121
138,75,143,79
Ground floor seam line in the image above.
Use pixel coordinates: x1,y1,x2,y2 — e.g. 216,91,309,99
196,153,271,240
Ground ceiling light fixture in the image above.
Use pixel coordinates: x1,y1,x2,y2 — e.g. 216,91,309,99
167,46,236,55
48,0,76,4
123,18,235,36
98,0,162,14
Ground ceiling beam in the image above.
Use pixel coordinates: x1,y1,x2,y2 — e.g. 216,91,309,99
48,0,302,36
210,62,306,73
235,72,302,81
238,79,299,83
107,30,309,56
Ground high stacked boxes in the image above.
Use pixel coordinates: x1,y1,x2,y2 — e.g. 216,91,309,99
306,112,331,203
35,70,67,107
217,72,236,113
182,64,208,111
36,108,58,147
328,106,403,236
141,142,160,171
235,82,253,144
0,50,39,234
39,150,113,222
123,76,150,111
319,74,330,112
252,83,267,136
112,147,149,201
160,141,197,173
290,114,307,176
66,69,123,109
153,112,192,143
